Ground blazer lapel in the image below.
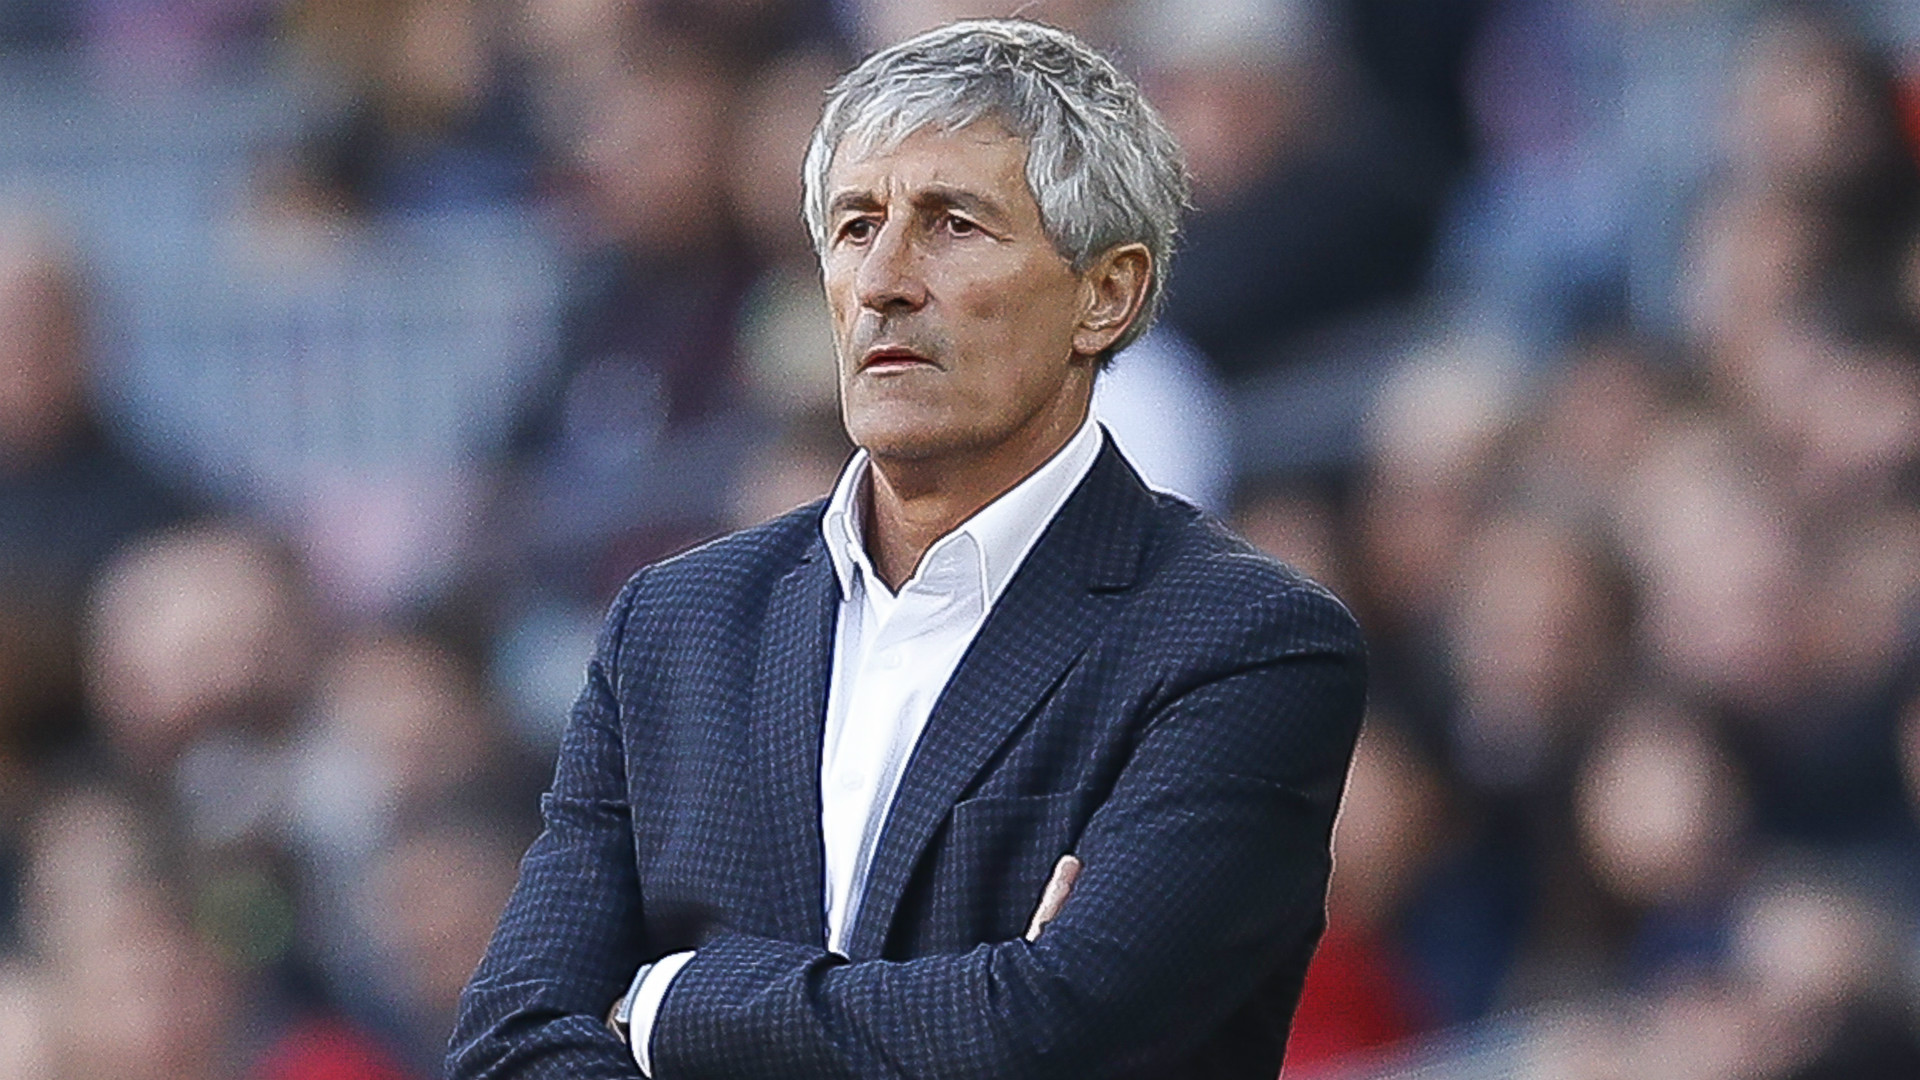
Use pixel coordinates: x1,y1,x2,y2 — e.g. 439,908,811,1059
747,536,839,948
842,440,1152,959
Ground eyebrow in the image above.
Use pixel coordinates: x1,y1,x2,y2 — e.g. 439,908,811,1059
914,185,1010,225
826,185,1014,228
828,191,883,217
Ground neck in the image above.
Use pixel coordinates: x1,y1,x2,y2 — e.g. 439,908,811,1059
861,404,1089,591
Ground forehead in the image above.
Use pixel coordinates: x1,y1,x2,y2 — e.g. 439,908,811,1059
826,122,1036,207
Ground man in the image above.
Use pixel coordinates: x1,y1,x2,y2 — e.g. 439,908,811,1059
449,19,1365,1079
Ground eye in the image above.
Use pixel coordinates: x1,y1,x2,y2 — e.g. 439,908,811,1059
943,213,981,237
836,216,878,244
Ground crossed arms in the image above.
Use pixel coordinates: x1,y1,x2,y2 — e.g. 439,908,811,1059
448,579,1365,1080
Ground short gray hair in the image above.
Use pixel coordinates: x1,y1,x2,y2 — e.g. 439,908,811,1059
802,19,1191,360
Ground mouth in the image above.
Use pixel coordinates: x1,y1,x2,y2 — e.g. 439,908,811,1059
859,346,939,374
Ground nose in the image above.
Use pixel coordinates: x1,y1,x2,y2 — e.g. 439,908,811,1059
855,217,927,313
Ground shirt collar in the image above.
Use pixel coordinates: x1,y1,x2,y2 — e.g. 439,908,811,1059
821,416,1104,606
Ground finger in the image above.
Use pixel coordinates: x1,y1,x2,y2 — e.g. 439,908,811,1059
1024,853,1082,941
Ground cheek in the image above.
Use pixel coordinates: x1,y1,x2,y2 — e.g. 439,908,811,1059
950,262,1080,352
824,283,862,365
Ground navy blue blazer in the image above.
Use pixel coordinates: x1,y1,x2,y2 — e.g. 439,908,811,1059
449,439,1366,1079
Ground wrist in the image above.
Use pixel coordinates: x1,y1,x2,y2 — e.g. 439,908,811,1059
606,961,656,1043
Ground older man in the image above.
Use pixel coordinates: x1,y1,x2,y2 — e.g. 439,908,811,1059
449,19,1364,1080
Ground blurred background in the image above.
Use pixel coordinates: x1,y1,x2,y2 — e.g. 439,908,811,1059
1,0,1919,1077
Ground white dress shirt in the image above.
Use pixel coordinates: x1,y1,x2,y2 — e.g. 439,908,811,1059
621,418,1104,1076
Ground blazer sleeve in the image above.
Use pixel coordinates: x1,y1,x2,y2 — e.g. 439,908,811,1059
446,575,651,1080
647,582,1366,1080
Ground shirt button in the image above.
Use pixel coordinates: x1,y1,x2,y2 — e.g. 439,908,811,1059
878,649,904,670
837,772,865,793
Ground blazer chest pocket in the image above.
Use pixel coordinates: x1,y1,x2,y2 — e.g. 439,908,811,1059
922,791,1084,947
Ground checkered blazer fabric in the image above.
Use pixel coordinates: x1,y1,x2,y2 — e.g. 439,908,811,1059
447,438,1367,1080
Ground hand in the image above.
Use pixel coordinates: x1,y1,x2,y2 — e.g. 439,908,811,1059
1023,854,1081,942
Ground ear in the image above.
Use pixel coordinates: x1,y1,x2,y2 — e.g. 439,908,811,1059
1071,243,1152,361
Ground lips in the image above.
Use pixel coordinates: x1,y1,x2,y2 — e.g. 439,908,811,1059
859,346,938,372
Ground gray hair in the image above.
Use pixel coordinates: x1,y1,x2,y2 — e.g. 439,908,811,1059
802,19,1191,360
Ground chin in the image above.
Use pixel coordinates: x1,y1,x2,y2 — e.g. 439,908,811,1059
842,400,961,461
844,419,973,464
849,428,952,462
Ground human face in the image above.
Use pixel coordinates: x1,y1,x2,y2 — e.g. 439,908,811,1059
822,123,1094,471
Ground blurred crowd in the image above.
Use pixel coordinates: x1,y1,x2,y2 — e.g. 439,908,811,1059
1,0,1919,1078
